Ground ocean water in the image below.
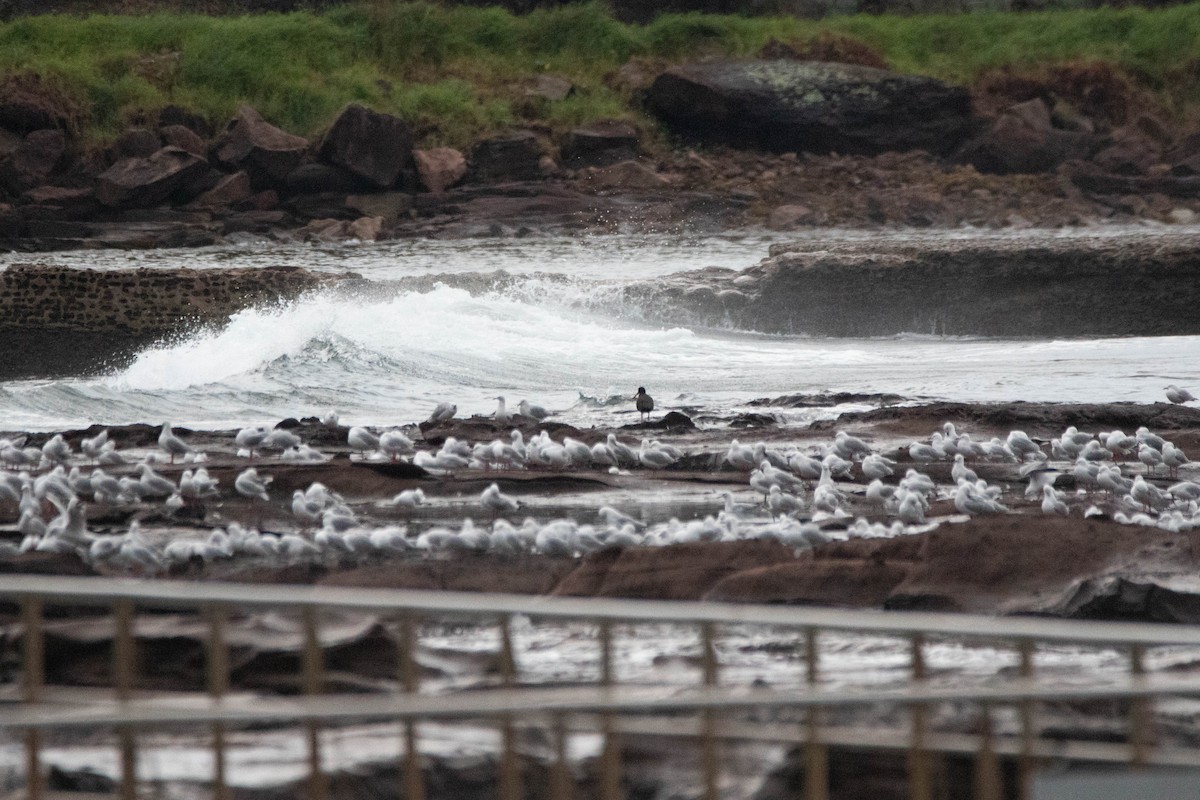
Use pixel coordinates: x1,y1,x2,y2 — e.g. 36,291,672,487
1,230,1198,431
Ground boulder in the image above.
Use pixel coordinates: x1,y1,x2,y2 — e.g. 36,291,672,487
579,160,671,192
216,106,309,187
1091,124,1162,176
19,186,98,219
158,105,212,137
767,203,819,230
318,104,413,189
412,147,466,193
959,98,1091,175
94,146,209,208
191,170,252,209
468,131,545,183
345,192,413,225
0,74,80,135
160,124,207,157
114,127,160,159
347,215,382,241
284,163,373,195
561,120,639,168
646,60,972,155
0,127,19,159
0,129,65,193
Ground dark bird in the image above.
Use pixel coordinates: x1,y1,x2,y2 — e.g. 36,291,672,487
634,387,654,421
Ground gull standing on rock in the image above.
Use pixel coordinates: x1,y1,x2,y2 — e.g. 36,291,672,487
493,396,511,426
481,482,521,517
1166,384,1197,404
235,468,272,502
634,387,654,421
347,426,379,455
235,426,269,459
158,422,192,463
518,400,550,420
428,402,457,424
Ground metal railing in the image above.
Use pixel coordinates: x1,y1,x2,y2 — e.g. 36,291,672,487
3,574,1200,800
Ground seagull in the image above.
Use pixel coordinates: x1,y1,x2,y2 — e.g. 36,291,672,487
392,488,426,509
379,430,415,462
234,468,272,502
235,426,269,459
158,422,192,463
634,387,654,421
347,426,379,454
490,396,512,428
481,482,521,517
1041,484,1070,516
80,429,109,462
41,434,72,466
1166,384,1197,404
518,400,549,420
262,428,301,452
428,402,457,424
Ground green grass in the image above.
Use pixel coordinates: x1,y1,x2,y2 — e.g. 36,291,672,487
0,1,1198,147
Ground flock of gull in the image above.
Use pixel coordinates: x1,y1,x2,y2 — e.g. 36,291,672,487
0,387,1197,574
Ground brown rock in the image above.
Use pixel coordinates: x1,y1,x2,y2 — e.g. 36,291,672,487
114,127,160,159
1091,124,1161,176
960,98,1091,175
580,160,671,192
413,147,466,193
0,74,81,135
216,105,309,186
191,170,252,209
767,203,818,230
249,189,278,211
553,540,794,600
1,129,65,193
468,131,545,183
526,73,574,102
706,556,911,607
345,192,413,225
347,215,382,241
561,120,639,168
158,105,212,138
0,127,19,159
160,124,207,157
318,103,413,189
95,146,209,208
297,217,350,241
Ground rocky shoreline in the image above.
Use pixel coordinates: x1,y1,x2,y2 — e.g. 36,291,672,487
4,399,1200,622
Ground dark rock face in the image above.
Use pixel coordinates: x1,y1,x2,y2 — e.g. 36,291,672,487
160,124,207,157
283,162,374,195
0,128,65,193
318,103,413,189
0,74,80,134
959,98,1091,174
646,60,972,155
113,127,160,159
561,120,640,167
216,105,309,187
94,146,208,208
468,131,545,182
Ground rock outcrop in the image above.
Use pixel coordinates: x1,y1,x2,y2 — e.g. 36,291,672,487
318,103,413,189
646,60,973,155
95,146,208,207
216,105,309,186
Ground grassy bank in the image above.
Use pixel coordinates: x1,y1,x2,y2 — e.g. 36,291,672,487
0,1,1198,146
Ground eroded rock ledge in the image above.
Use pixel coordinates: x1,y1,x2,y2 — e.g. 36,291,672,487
626,231,1200,337
0,263,353,377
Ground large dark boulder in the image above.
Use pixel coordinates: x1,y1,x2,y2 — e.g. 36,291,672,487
94,146,208,207
0,129,65,193
646,60,972,155
318,104,413,189
0,74,80,135
216,105,309,187
283,162,374,195
468,131,546,182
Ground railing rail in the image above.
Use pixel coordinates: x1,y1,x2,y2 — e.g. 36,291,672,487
3,574,1199,800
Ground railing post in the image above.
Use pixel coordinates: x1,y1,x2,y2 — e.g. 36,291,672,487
397,614,426,800
301,606,327,800
1129,644,1152,767
551,712,572,800
1017,639,1036,800
700,621,719,800
206,604,230,800
22,596,44,800
804,627,828,800
113,599,138,800
908,633,933,800
498,615,521,800
974,703,1002,800
598,618,622,800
